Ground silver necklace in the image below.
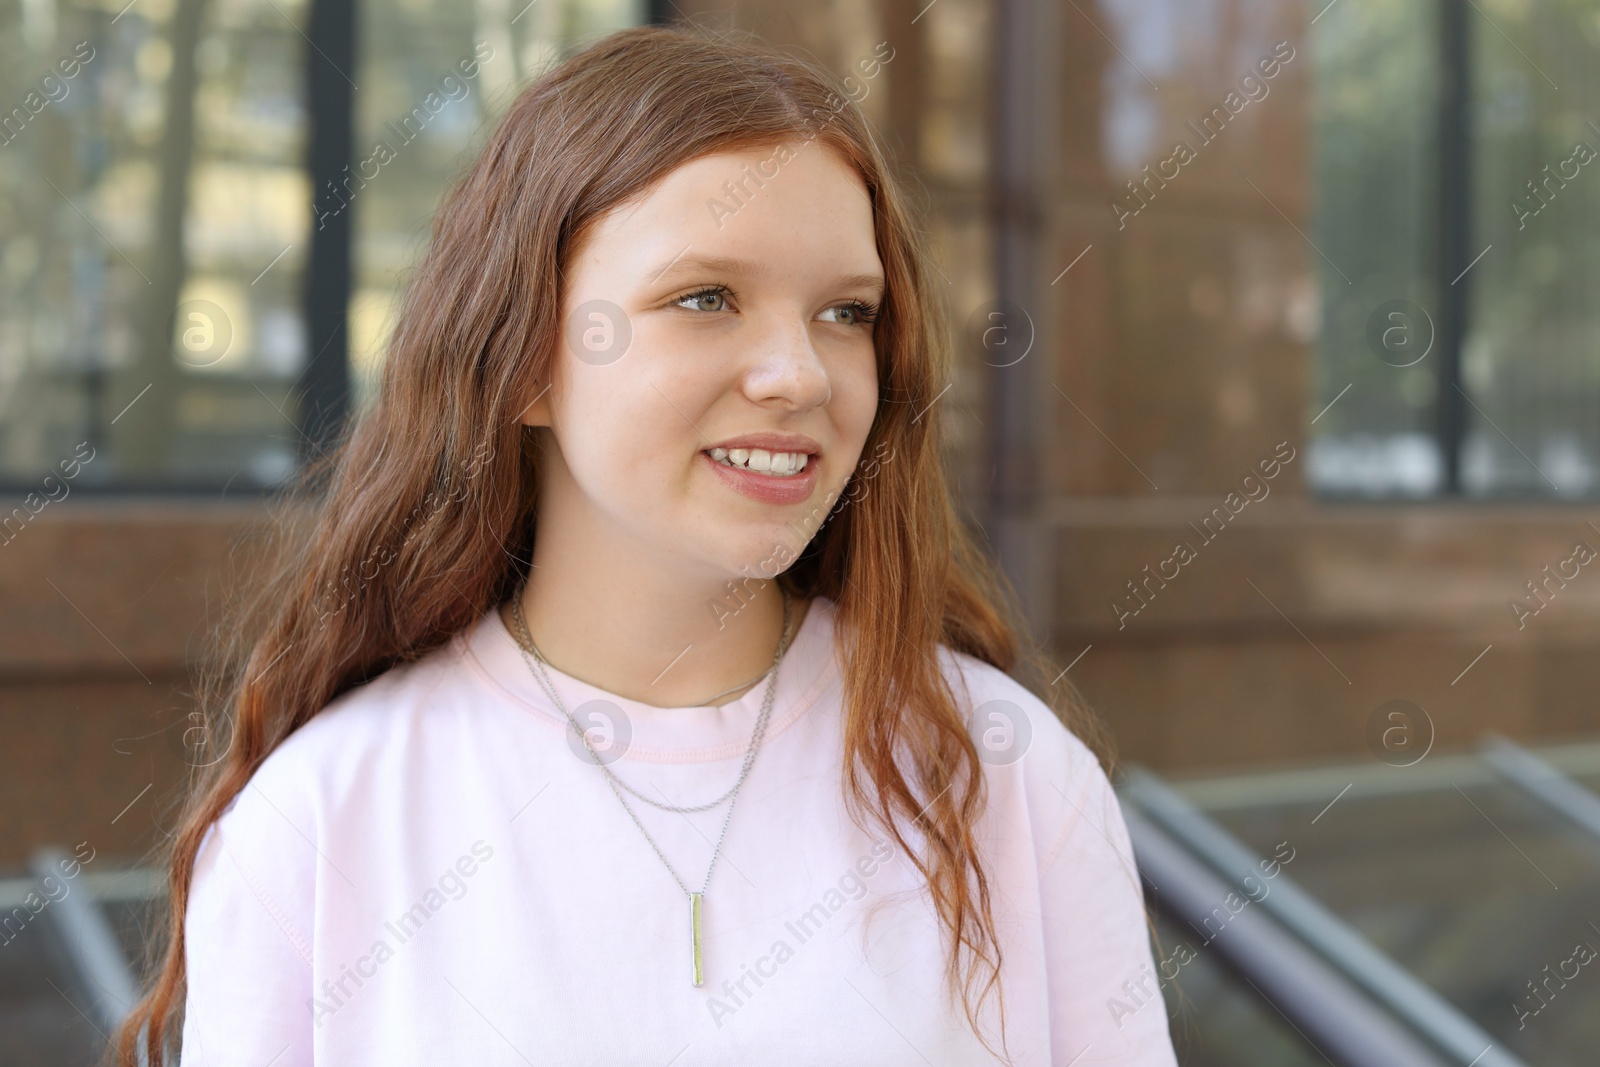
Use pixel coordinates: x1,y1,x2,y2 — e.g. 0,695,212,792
510,590,794,814
695,664,777,707
507,586,793,986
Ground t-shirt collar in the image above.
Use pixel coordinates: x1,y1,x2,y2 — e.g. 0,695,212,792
460,593,839,763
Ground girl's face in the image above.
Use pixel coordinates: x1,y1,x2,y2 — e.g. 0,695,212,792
524,142,883,583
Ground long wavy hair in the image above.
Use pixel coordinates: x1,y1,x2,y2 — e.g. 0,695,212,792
113,23,1110,1066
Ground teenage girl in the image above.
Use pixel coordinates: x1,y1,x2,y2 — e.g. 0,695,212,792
116,25,1177,1066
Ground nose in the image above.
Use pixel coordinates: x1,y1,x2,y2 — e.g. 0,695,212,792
740,315,833,411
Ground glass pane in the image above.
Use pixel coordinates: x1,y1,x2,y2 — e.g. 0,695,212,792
0,0,310,490
1150,908,1333,1067
1203,774,1600,1067
0,873,105,1066
1307,0,1441,497
1463,0,1600,498
351,0,642,407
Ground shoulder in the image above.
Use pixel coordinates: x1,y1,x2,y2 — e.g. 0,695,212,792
937,644,1103,784
935,644,1117,867
206,633,475,880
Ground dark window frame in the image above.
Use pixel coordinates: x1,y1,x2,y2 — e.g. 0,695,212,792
1435,0,1470,495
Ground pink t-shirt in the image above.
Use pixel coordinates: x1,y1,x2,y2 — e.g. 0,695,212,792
180,595,1177,1065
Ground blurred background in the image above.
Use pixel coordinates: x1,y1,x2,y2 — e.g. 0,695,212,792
3,0,1599,1063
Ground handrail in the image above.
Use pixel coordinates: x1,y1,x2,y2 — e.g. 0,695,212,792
1121,766,1525,1067
1481,733,1600,848
30,847,142,1038
1124,806,1454,1067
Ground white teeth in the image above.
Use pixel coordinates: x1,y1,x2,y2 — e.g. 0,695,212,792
706,448,812,477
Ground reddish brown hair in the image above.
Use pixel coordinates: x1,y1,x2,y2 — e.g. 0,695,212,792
113,24,1109,1065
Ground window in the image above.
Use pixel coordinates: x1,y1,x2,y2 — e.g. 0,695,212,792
0,0,640,492
351,0,640,408
1309,0,1600,499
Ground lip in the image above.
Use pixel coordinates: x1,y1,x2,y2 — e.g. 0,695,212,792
703,432,822,457
701,450,820,506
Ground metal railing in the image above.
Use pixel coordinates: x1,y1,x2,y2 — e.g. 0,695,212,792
1120,766,1527,1067
1480,734,1600,848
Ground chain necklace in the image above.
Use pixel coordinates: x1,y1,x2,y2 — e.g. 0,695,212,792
507,586,794,986
691,664,778,708
510,589,794,814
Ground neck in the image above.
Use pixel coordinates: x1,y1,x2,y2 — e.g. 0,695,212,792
508,510,808,711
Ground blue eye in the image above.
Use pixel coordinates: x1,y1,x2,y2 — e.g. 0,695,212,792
676,287,729,312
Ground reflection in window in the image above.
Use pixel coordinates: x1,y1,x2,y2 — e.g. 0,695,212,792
1310,0,1600,500
1,0,310,490
1464,1,1600,498
1307,0,1439,498
351,0,641,408
0,0,640,491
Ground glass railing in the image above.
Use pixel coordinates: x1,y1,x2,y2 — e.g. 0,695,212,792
1132,736,1600,1066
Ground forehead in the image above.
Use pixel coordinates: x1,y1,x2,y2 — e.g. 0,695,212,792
574,143,881,281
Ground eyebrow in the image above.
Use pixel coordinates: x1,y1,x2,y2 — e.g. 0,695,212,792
647,252,886,298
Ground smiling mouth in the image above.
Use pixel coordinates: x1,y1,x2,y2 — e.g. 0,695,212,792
705,446,813,478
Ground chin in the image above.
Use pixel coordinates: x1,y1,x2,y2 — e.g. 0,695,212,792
712,528,807,583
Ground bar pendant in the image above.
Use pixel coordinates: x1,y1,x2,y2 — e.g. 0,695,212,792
689,891,705,987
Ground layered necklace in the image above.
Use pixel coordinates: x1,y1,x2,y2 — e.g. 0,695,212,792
507,586,794,987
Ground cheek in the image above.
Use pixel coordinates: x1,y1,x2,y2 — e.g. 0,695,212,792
559,366,702,489
551,374,632,479
835,349,880,447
